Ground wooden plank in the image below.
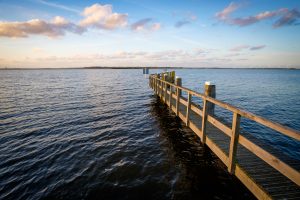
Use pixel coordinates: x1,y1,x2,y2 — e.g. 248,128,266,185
189,121,202,138
186,92,192,126
228,113,241,173
169,86,172,106
206,136,228,166
176,88,180,116
191,103,203,117
239,135,300,186
179,98,188,106
178,111,186,122
207,115,232,137
200,99,208,143
235,165,272,200
172,93,177,100
164,82,167,103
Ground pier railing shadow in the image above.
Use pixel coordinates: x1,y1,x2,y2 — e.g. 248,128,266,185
149,96,255,199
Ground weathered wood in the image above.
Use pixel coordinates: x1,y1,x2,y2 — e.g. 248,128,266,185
207,115,231,137
175,76,182,96
239,135,300,186
179,97,188,106
164,81,167,103
186,92,192,126
189,121,202,138
191,103,203,117
204,82,216,115
176,88,180,116
151,76,300,141
235,165,272,200
228,113,241,173
200,99,208,143
206,136,228,166
169,85,172,106
149,74,300,199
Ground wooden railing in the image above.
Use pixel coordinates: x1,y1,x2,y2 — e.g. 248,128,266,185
149,73,300,199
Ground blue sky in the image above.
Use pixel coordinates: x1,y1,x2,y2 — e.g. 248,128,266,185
0,0,299,68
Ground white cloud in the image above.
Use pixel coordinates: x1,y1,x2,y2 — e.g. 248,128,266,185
0,16,85,38
216,3,300,28
80,4,128,30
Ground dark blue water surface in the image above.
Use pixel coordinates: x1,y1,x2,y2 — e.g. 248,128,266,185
0,69,299,200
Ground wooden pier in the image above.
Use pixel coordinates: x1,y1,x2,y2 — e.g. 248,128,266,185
149,72,300,200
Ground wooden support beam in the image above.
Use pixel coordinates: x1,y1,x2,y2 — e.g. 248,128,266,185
201,99,208,143
176,88,180,116
228,112,241,174
186,92,192,126
175,76,182,116
163,74,168,103
169,85,172,106
164,82,167,103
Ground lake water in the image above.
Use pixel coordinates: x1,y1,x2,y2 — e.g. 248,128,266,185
0,69,299,199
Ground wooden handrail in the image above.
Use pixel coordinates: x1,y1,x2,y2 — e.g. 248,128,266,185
150,74,300,188
150,75,300,141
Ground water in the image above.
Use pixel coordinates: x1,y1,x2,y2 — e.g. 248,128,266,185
0,69,299,199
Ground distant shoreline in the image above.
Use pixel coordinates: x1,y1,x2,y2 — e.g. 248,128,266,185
0,67,299,70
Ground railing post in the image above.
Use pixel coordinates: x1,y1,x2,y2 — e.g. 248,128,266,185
156,76,159,96
186,92,192,126
175,76,181,116
169,85,172,107
154,76,156,94
204,81,216,115
159,79,161,98
175,76,182,96
228,112,241,173
157,74,160,96
201,99,208,143
155,76,157,94
163,74,168,103
160,79,163,99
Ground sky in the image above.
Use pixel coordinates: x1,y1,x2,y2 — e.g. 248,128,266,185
0,0,300,68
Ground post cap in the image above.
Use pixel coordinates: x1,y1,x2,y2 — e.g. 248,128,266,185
205,81,212,85
175,76,181,79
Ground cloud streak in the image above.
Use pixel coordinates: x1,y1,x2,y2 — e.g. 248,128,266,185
230,44,266,51
0,16,85,38
174,11,198,28
35,0,80,14
175,20,190,28
131,18,161,31
250,45,266,50
273,9,300,28
215,2,240,21
216,2,300,28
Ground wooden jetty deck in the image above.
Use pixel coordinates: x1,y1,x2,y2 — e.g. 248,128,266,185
149,72,300,200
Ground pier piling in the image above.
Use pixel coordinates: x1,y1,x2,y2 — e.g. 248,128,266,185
204,81,216,115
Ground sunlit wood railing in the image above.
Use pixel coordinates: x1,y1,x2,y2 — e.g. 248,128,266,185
149,72,300,200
